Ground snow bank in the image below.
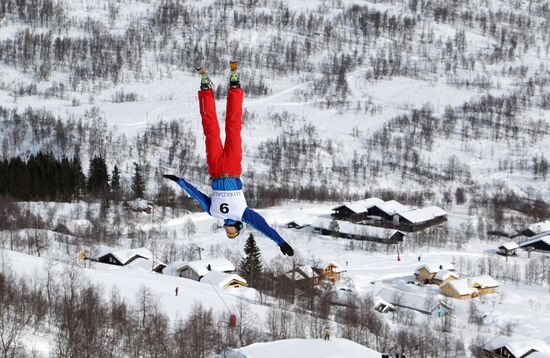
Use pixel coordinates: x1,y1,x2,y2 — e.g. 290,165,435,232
237,338,381,358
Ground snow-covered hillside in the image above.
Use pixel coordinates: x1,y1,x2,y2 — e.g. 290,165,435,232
1,0,550,357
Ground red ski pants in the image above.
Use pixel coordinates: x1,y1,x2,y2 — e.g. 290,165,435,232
198,88,244,178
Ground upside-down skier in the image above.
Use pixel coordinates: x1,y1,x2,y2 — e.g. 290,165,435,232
163,62,294,257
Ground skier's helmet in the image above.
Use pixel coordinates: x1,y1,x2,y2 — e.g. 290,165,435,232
224,221,244,239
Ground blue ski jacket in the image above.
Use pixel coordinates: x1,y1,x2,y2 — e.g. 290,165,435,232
175,177,286,246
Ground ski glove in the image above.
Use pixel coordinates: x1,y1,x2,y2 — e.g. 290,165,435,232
280,242,294,256
163,174,179,182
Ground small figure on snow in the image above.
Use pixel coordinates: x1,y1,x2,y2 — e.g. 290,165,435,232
324,327,331,341
164,62,294,257
175,286,179,296
417,255,421,262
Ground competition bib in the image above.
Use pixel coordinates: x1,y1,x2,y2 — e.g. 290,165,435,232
210,190,247,221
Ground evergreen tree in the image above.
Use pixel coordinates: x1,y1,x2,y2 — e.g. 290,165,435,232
110,165,122,200
239,234,263,287
111,165,121,190
131,162,145,199
70,156,86,200
87,156,110,198
329,218,340,238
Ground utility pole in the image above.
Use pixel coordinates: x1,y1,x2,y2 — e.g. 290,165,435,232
291,257,296,304
196,246,204,260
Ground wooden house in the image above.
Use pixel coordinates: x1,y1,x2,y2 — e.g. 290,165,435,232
414,263,455,284
431,270,459,286
470,276,499,295
367,200,411,223
498,242,519,256
441,275,499,300
312,261,345,283
282,265,321,286
415,264,437,283
440,279,477,300
483,336,545,358
331,198,384,222
394,206,448,231
200,271,248,288
312,217,405,244
518,232,550,253
376,288,452,317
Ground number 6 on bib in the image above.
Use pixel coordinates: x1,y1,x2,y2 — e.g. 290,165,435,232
210,190,247,221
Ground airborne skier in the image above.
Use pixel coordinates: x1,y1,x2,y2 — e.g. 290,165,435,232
163,62,294,257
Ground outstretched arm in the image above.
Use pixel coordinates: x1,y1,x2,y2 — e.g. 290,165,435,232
163,175,211,214
242,208,294,256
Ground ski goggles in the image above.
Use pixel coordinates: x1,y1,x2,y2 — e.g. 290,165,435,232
226,230,239,239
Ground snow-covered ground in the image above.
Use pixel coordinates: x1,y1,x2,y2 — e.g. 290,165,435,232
2,199,550,355
236,338,381,358
2,0,550,356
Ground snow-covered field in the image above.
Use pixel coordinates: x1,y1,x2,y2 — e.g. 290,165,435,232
1,0,550,356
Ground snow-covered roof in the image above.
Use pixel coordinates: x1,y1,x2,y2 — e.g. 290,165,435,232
313,260,345,273
484,336,548,357
162,260,187,276
90,245,154,265
398,206,447,223
125,257,166,271
469,275,499,288
374,297,395,310
444,279,477,296
286,216,318,228
376,288,449,313
415,263,455,274
185,258,235,277
200,271,247,288
499,242,519,250
332,198,384,214
372,200,411,216
433,270,459,281
518,232,550,248
90,245,112,260
312,218,403,240
527,220,550,234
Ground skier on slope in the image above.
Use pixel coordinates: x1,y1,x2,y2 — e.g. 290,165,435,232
163,62,294,257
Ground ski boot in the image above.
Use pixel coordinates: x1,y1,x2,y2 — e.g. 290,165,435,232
196,66,213,90
229,61,240,89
